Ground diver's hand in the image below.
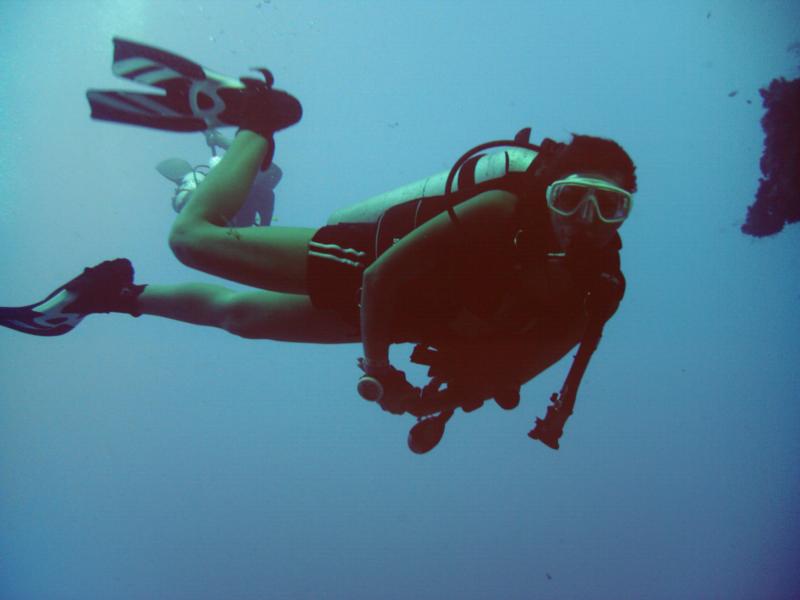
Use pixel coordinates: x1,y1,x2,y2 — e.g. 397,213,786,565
528,397,571,450
357,359,420,415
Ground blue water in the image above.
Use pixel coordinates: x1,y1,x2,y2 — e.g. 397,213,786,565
1,1,799,599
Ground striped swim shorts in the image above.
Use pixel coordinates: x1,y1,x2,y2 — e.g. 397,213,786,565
307,223,377,325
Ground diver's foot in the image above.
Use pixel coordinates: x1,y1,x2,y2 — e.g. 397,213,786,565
0,259,145,337
218,70,302,139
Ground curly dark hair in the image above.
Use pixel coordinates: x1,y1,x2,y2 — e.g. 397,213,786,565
538,134,638,193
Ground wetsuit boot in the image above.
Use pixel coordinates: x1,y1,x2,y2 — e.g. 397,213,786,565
219,70,302,139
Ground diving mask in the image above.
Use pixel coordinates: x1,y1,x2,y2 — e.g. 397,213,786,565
546,174,633,224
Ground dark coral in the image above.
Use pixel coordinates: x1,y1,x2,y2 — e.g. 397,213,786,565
742,76,800,237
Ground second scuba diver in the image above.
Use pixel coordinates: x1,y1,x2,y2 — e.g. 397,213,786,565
0,39,637,452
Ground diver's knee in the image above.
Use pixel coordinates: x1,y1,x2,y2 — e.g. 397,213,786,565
168,222,205,267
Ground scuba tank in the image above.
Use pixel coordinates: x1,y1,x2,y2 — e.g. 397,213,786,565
155,131,283,227
328,127,547,259
327,146,538,226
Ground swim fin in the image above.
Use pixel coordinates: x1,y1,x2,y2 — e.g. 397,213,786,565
0,294,84,337
87,37,301,135
156,157,195,184
0,259,141,337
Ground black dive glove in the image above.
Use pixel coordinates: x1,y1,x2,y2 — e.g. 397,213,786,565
357,359,420,415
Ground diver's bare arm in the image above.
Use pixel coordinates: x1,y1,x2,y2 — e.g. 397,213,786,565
359,190,520,366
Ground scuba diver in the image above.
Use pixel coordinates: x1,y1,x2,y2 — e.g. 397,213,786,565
0,38,637,453
157,128,283,227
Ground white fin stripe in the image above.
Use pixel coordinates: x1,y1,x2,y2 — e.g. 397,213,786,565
31,312,84,329
97,91,184,117
35,290,71,313
113,58,185,85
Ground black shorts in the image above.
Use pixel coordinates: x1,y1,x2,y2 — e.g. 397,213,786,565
307,223,377,325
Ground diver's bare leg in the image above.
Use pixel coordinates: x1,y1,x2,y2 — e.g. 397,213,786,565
169,131,311,293
138,283,360,343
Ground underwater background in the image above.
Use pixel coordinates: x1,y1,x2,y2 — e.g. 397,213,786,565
1,1,799,598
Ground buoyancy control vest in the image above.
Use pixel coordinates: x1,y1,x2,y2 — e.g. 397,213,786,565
325,129,624,338
327,130,627,451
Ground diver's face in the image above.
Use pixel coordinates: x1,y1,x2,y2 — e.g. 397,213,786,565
549,172,627,252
